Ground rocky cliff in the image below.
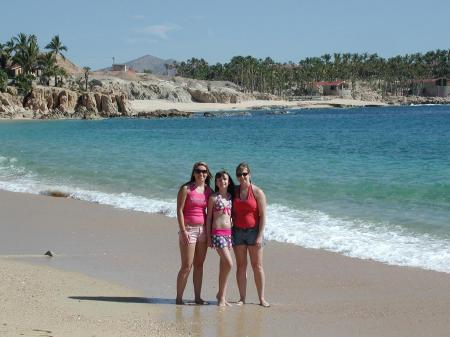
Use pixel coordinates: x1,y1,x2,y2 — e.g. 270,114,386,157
0,86,134,119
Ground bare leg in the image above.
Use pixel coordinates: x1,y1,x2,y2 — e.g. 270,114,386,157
233,245,248,304
248,245,269,307
176,241,196,304
216,247,233,306
193,241,208,304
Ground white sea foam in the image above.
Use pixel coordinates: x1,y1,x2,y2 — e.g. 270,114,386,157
1,156,449,274
265,204,450,274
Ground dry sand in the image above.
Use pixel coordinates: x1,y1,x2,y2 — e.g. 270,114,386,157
130,98,387,113
1,189,449,337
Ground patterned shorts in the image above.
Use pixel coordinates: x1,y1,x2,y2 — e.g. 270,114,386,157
211,234,232,249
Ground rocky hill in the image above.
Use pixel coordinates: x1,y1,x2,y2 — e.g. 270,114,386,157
101,55,176,75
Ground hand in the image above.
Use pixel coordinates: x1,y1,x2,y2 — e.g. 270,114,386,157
180,230,190,245
207,237,213,249
255,235,263,247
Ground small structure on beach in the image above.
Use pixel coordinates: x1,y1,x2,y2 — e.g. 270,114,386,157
310,80,352,97
412,78,450,97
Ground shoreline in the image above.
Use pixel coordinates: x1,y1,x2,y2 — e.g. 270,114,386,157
1,188,450,336
3,97,450,121
129,97,388,114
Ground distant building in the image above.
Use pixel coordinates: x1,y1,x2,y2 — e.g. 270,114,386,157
310,80,352,97
412,78,450,97
8,64,23,77
112,64,128,72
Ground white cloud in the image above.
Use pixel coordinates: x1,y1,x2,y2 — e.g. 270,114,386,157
137,23,181,40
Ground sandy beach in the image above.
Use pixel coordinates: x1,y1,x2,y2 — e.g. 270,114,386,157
1,189,450,337
130,98,387,114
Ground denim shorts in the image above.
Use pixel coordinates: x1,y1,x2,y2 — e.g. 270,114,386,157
232,227,260,246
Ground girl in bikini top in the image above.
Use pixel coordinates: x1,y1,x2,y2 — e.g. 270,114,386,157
213,193,232,215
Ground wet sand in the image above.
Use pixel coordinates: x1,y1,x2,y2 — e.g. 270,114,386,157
1,189,449,337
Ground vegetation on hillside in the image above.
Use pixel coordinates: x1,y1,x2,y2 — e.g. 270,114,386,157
0,33,70,94
174,51,450,97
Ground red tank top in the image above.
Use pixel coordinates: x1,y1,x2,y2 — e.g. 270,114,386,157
233,184,260,229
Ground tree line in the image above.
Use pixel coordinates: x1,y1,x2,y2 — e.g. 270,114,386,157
174,50,450,97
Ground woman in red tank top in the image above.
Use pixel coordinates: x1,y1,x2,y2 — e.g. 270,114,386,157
176,162,213,305
232,162,270,307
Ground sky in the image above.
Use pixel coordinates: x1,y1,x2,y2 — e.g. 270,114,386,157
1,0,449,70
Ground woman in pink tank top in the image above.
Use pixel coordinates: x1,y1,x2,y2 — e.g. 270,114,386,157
232,162,270,307
176,161,212,305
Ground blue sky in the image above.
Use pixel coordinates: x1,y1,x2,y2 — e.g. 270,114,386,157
1,0,449,69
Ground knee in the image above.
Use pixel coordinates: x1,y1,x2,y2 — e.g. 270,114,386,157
223,258,233,270
236,261,247,272
193,261,204,269
179,264,192,275
251,261,263,272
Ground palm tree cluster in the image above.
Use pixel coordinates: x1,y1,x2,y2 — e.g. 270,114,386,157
174,50,450,97
0,33,68,93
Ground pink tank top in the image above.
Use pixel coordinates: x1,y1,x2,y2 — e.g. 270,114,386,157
183,184,212,225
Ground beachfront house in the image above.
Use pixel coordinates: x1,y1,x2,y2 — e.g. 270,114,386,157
412,78,450,97
8,64,23,77
310,80,352,97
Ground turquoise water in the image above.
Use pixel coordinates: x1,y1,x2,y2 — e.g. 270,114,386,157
1,105,449,272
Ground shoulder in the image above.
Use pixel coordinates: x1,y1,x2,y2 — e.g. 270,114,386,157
179,183,190,194
209,192,218,200
252,184,265,198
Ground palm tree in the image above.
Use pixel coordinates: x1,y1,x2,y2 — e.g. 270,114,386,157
45,35,68,59
12,33,40,75
83,66,90,91
37,52,57,85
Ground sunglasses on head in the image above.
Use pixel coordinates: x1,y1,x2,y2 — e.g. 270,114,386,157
236,172,249,177
194,168,208,174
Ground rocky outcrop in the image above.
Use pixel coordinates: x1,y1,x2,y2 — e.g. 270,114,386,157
0,85,134,119
135,109,192,118
87,76,251,103
187,87,246,103
0,91,28,118
385,95,450,105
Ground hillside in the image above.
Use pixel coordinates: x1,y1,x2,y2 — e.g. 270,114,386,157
114,55,176,75
55,54,83,75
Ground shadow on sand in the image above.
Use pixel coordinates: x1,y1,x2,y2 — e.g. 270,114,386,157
68,296,176,305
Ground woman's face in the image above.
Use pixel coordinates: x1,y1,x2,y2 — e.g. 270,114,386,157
216,173,229,190
194,165,208,183
236,168,250,184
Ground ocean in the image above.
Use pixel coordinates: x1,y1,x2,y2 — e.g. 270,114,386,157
1,105,449,273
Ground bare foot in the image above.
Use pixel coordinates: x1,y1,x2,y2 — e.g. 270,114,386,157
175,298,185,305
260,299,270,307
217,297,232,307
195,298,209,305
236,298,245,305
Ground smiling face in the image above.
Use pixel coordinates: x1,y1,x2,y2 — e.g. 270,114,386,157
215,172,230,191
236,163,251,187
193,164,208,184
